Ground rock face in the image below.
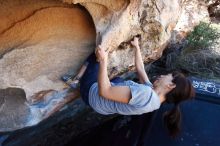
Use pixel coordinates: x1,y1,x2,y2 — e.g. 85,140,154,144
0,0,209,131
0,88,28,131
0,0,96,131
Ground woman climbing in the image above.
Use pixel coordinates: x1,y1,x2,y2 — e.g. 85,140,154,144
62,36,195,136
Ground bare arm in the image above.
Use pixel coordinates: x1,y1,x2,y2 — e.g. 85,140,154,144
96,46,131,104
131,37,150,84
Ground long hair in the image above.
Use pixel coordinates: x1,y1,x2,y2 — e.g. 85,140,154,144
163,71,195,137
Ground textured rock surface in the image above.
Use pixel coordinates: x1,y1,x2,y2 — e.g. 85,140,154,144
0,0,96,132
63,0,209,74
0,0,209,132
0,88,29,131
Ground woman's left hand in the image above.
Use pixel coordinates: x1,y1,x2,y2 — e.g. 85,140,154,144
95,45,109,63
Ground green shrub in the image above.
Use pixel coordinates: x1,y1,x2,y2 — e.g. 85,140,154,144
166,22,220,81
184,22,220,53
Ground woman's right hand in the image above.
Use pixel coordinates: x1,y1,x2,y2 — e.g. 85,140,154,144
131,37,140,49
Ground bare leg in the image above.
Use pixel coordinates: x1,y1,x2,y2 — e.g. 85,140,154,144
66,63,88,86
66,32,101,87
74,64,88,79
76,31,101,79
74,31,101,80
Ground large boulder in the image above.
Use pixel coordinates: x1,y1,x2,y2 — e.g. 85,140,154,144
0,0,209,132
0,0,96,132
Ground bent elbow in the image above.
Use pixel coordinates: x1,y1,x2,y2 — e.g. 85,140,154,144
99,86,111,98
98,90,103,97
98,89,106,97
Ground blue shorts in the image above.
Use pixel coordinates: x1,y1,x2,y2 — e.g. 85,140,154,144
79,53,124,105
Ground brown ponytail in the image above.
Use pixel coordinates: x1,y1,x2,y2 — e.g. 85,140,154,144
163,71,195,137
163,104,181,137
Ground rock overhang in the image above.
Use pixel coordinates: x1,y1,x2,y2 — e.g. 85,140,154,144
0,0,209,132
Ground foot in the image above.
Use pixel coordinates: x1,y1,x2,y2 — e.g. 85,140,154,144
61,75,80,89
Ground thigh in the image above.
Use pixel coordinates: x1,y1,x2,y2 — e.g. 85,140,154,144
80,53,99,105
